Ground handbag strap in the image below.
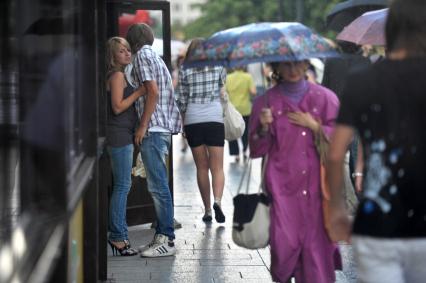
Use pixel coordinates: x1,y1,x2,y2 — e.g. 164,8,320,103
236,91,270,195
258,155,268,194
236,158,252,195
236,155,268,195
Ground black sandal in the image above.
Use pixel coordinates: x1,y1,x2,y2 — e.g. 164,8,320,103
213,203,225,223
108,240,138,256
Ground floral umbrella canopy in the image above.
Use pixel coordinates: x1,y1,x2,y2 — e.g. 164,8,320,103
184,22,338,68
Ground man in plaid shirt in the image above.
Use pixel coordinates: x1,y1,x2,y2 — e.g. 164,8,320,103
126,23,181,258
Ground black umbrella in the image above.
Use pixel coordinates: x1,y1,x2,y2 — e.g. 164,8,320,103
326,0,388,32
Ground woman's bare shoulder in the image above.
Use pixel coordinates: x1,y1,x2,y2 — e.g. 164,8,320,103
109,71,125,81
107,71,126,87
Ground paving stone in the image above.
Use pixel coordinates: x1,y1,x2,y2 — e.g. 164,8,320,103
108,137,357,283
199,258,265,266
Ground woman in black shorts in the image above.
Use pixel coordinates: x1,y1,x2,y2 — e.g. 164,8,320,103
176,39,226,223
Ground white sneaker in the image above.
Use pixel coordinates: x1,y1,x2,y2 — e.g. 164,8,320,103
138,234,161,253
140,234,176,257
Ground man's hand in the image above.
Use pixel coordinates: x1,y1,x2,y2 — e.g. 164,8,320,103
355,175,363,193
326,125,355,243
134,125,148,146
328,204,352,242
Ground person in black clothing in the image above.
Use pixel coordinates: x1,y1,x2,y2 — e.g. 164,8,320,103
327,0,426,282
322,41,370,97
322,41,367,211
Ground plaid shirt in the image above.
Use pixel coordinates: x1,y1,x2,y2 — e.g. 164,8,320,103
131,45,182,133
175,66,226,114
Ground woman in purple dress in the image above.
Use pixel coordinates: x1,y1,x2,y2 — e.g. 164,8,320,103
249,61,341,282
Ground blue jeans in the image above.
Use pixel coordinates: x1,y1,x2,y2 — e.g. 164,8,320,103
108,144,133,241
140,132,175,240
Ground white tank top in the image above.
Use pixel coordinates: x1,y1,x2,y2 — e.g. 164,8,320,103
184,101,223,125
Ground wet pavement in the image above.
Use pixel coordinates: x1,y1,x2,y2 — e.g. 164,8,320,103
107,136,357,282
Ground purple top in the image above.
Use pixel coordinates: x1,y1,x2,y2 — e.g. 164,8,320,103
279,79,309,103
249,81,342,283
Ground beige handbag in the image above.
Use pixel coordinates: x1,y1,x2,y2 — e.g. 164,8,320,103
221,92,245,141
314,128,333,238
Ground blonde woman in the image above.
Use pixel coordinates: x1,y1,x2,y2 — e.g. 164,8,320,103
106,37,145,256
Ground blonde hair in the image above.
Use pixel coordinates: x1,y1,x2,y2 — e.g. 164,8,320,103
106,37,131,78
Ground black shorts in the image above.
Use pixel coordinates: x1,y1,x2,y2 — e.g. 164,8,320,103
184,122,224,148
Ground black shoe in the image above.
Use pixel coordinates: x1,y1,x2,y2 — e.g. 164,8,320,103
213,203,225,223
202,213,212,222
108,240,138,256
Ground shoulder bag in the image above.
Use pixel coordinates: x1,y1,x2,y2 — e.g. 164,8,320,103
221,91,245,141
232,157,270,249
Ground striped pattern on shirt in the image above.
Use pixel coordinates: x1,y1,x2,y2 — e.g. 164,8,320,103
131,45,182,133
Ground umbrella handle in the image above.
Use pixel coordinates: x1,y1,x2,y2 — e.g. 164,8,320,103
264,89,270,108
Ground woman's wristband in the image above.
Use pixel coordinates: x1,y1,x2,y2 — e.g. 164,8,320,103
352,172,363,178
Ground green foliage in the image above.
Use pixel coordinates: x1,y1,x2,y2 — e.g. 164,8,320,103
179,0,343,40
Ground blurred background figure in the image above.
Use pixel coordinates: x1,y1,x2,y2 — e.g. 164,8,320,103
322,40,369,207
327,0,426,282
247,62,266,96
322,40,371,97
225,66,256,162
172,52,189,153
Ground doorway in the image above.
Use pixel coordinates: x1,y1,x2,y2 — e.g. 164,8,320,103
106,0,173,226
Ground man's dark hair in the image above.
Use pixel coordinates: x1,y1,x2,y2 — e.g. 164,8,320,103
336,41,361,55
126,23,154,53
386,0,426,56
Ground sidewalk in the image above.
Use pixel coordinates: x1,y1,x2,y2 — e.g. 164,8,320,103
107,136,356,282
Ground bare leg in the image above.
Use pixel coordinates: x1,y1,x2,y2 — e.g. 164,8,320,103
207,146,224,201
190,145,211,210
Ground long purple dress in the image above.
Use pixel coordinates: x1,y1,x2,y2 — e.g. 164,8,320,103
249,80,342,283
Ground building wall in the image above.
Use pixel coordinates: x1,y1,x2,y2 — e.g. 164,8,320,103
169,0,206,26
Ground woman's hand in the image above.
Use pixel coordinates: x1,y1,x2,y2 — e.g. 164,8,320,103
287,111,320,133
260,108,273,131
354,175,363,193
135,85,146,97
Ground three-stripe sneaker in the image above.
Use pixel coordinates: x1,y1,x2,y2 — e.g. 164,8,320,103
140,234,176,257
138,234,161,253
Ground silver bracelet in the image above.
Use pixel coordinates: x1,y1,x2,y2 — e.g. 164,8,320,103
352,172,363,178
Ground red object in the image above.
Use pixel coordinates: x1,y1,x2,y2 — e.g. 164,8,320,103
118,10,151,38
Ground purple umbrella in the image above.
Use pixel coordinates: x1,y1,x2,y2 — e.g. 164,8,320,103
337,8,388,46
326,0,387,32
